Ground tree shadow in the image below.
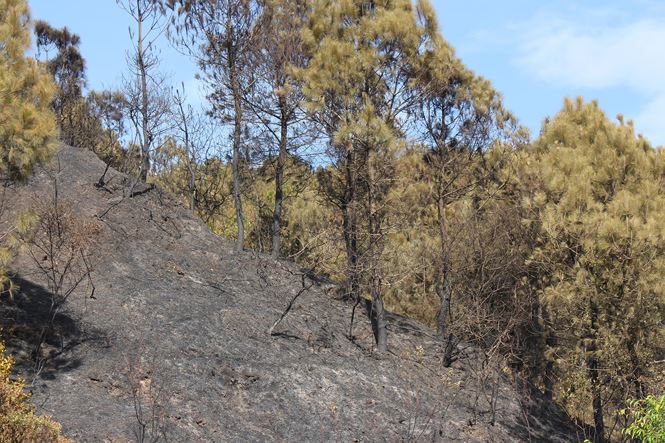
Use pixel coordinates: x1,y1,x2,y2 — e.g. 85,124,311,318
0,275,109,381
504,379,590,442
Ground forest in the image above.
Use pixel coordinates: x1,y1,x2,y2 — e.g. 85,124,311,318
0,0,664,441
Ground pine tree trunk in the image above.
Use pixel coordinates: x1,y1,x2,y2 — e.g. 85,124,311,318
271,95,288,258
187,154,195,215
587,301,605,443
435,190,451,342
342,206,359,300
371,277,387,353
177,95,196,214
626,333,644,399
542,304,556,401
342,148,359,301
368,177,387,353
589,354,604,443
228,43,244,253
137,5,150,183
435,271,451,338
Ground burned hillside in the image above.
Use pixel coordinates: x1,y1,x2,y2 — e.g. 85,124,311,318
0,146,583,442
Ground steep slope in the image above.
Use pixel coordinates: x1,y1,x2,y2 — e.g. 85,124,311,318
1,146,581,442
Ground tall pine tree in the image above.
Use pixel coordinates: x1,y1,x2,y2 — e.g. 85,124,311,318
1,0,58,296
525,98,665,442
299,0,438,352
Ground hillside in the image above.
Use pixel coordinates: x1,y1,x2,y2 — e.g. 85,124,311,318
1,146,581,442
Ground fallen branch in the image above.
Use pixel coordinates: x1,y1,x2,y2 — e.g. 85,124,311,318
268,274,314,336
130,183,155,198
97,197,125,219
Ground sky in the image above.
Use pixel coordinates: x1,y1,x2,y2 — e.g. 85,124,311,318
28,0,665,146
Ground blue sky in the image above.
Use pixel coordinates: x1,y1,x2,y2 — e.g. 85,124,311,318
28,0,665,146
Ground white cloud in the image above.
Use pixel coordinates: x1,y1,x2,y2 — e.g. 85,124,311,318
636,94,665,145
515,12,665,145
518,19,665,92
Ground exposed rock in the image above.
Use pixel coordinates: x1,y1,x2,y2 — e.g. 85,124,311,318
1,146,583,442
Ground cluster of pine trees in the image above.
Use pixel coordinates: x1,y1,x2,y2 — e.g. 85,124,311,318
1,0,664,441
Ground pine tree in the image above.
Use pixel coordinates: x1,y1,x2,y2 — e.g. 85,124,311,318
34,20,86,145
299,0,438,352
0,0,58,180
248,0,311,258
525,98,665,442
1,0,58,296
412,2,519,357
164,0,262,252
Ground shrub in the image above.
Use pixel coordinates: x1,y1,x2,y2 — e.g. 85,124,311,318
0,338,69,442
624,394,665,443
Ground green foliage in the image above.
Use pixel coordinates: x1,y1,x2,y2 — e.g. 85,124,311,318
86,89,129,168
298,1,438,325
154,137,318,256
0,209,36,299
0,0,58,180
624,394,665,443
0,246,14,298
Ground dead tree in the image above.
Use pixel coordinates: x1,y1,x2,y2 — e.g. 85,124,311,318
118,0,172,182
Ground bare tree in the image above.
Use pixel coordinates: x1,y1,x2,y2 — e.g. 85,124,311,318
172,84,197,212
124,345,170,443
19,174,99,379
167,83,222,215
162,0,262,252
118,0,172,182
